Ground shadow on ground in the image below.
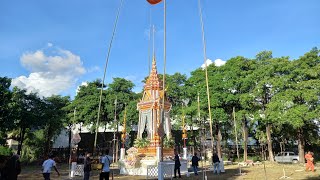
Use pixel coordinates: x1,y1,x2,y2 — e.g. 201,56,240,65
18,163,320,180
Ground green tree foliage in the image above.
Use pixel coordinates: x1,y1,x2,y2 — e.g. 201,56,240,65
11,88,45,155
42,96,70,156
107,77,137,127
0,77,13,144
65,80,104,126
1,48,320,163
268,48,320,162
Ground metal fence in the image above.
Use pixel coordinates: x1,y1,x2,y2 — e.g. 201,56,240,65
147,165,158,179
146,163,174,180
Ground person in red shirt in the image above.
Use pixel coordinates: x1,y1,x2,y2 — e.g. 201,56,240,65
305,151,314,172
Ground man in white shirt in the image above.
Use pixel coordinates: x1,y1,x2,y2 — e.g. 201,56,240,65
100,149,113,180
42,154,60,180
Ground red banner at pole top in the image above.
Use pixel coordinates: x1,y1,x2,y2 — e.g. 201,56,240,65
147,0,162,5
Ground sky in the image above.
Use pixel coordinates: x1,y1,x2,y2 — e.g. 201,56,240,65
0,0,319,98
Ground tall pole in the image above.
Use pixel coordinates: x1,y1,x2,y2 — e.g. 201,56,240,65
182,103,187,148
148,8,152,74
198,0,214,151
69,107,76,177
115,98,119,163
113,97,117,163
93,0,124,153
160,0,167,162
197,93,204,179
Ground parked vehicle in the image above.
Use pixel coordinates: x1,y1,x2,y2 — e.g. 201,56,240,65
274,152,299,163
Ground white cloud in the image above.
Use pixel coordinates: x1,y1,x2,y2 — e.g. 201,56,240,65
201,59,213,69
47,43,53,47
12,45,86,97
201,58,226,69
214,59,226,66
87,66,100,73
76,81,88,95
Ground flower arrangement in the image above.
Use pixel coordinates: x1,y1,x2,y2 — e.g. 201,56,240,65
123,147,141,169
126,147,138,154
133,138,150,148
163,137,174,148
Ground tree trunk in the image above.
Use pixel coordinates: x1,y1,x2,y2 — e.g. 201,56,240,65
216,124,222,159
44,126,53,157
266,124,274,162
17,127,26,155
242,117,248,162
298,127,305,163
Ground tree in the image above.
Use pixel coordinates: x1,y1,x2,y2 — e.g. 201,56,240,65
222,56,257,161
66,80,105,126
11,88,45,155
252,51,292,162
42,95,70,156
269,48,320,162
0,77,13,144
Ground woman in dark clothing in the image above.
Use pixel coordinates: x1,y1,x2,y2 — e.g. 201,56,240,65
191,152,200,175
83,153,92,180
212,153,220,175
3,154,21,180
173,150,181,178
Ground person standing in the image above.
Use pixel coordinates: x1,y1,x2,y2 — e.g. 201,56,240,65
191,152,200,176
305,151,314,172
212,152,220,175
100,149,113,180
42,154,60,180
3,154,21,180
173,149,181,178
83,152,92,180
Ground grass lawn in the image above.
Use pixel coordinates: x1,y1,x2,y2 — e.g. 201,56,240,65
18,162,319,180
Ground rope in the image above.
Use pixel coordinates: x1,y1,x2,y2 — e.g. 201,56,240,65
94,0,124,152
197,0,214,151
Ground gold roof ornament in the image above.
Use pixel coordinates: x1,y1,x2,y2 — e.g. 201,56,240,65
144,56,163,91
138,55,171,111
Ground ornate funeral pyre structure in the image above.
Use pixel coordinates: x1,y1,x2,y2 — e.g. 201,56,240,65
136,56,172,154
119,56,176,175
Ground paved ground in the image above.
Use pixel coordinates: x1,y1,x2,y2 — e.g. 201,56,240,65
18,162,320,180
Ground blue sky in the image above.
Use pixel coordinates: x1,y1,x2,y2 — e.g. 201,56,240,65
0,0,319,97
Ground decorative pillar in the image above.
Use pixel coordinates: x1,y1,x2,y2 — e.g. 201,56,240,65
182,113,187,160
156,146,161,161
120,148,125,160
183,147,188,160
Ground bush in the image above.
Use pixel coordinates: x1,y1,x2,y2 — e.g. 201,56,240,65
163,137,174,148
0,146,12,156
133,138,150,148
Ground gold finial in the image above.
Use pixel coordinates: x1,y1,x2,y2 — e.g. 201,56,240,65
144,55,163,90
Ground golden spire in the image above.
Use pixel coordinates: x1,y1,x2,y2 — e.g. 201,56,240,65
144,56,163,90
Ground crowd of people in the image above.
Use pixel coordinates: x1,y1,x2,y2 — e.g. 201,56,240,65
0,149,317,179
